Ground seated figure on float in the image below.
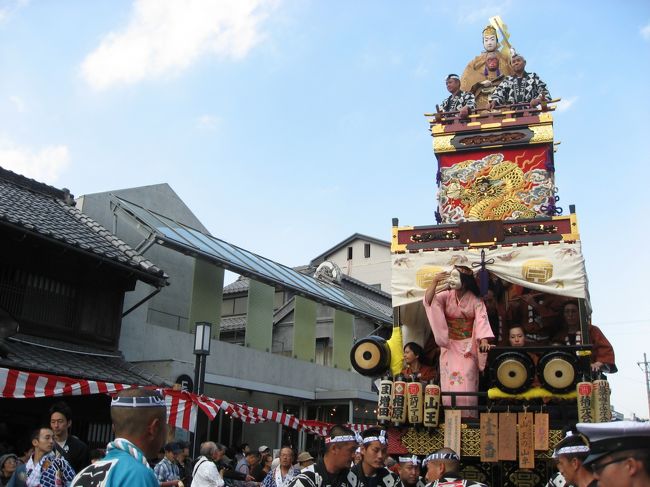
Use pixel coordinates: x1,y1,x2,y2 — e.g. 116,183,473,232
551,301,618,375
401,341,438,383
482,280,507,343
423,266,493,418
439,74,476,119
507,325,525,347
505,324,543,389
469,51,506,110
460,24,513,96
506,288,562,346
488,54,551,109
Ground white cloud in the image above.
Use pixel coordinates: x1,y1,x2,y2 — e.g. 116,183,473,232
196,114,222,131
641,22,650,41
9,95,25,113
0,137,70,183
81,0,277,91
556,96,578,113
0,0,29,24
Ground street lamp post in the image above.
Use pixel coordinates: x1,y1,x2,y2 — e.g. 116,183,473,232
192,321,212,458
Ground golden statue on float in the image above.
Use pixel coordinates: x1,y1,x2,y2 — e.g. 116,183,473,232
461,18,514,110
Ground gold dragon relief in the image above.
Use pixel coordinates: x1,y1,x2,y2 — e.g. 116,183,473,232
439,152,551,222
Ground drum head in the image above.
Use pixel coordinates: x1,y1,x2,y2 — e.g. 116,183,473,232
350,336,390,376
490,351,534,394
539,352,577,393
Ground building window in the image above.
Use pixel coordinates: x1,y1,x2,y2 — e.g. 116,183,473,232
233,297,248,315
364,243,371,258
315,337,332,366
221,299,235,316
347,246,353,260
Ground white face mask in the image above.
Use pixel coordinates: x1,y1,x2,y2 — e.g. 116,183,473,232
447,269,462,290
483,35,497,52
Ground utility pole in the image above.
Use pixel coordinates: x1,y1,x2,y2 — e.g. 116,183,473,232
638,353,650,419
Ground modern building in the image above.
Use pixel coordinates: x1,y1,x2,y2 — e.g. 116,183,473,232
77,184,393,451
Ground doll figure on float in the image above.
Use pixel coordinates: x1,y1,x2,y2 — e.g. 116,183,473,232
460,24,513,97
423,266,494,418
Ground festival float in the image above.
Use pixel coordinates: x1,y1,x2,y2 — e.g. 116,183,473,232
350,17,615,487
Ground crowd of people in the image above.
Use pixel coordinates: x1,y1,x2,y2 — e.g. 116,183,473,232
0,393,318,487
286,422,650,487
1,390,648,487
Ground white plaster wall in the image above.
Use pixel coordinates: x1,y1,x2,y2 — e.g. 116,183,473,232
325,240,391,291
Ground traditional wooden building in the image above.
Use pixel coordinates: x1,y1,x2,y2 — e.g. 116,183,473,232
0,167,168,451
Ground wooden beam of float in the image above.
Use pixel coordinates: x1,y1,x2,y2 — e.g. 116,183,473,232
428,110,555,154
392,214,579,253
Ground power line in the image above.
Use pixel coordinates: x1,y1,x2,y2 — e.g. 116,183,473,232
637,353,650,419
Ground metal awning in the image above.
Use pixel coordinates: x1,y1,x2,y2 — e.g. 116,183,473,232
111,197,392,325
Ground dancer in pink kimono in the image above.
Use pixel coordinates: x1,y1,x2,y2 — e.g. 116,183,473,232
423,266,493,418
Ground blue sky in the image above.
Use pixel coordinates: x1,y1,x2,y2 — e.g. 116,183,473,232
1,0,649,418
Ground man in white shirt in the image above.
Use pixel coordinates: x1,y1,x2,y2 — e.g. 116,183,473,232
193,442,226,487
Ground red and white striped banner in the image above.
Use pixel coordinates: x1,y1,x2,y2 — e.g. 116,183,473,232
0,368,374,436
300,420,331,436
347,423,374,434
164,390,197,432
194,394,225,421
0,367,135,399
225,402,301,429
299,420,374,437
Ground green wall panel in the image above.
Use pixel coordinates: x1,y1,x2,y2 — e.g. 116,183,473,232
333,310,353,370
245,280,274,352
292,296,316,362
188,259,224,338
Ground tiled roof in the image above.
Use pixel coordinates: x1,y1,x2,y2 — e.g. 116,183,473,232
1,334,167,386
0,167,167,287
220,315,247,333
223,278,250,294
350,293,393,318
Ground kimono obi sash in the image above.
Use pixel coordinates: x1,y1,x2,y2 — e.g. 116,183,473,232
447,317,474,340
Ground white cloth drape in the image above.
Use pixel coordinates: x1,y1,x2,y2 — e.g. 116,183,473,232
392,241,589,308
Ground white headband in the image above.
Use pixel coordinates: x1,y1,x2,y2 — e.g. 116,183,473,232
111,395,166,408
552,445,590,458
362,430,387,445
423,452,459,465
398,455,419,465
325,433,361,444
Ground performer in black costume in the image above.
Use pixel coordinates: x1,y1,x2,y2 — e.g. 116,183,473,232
287,425,359,487
350,429,395,487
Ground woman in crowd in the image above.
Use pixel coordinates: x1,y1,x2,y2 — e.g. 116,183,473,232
0,454,17,487
253,453,273,482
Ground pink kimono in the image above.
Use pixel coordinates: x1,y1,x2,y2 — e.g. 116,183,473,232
423,290,493,418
